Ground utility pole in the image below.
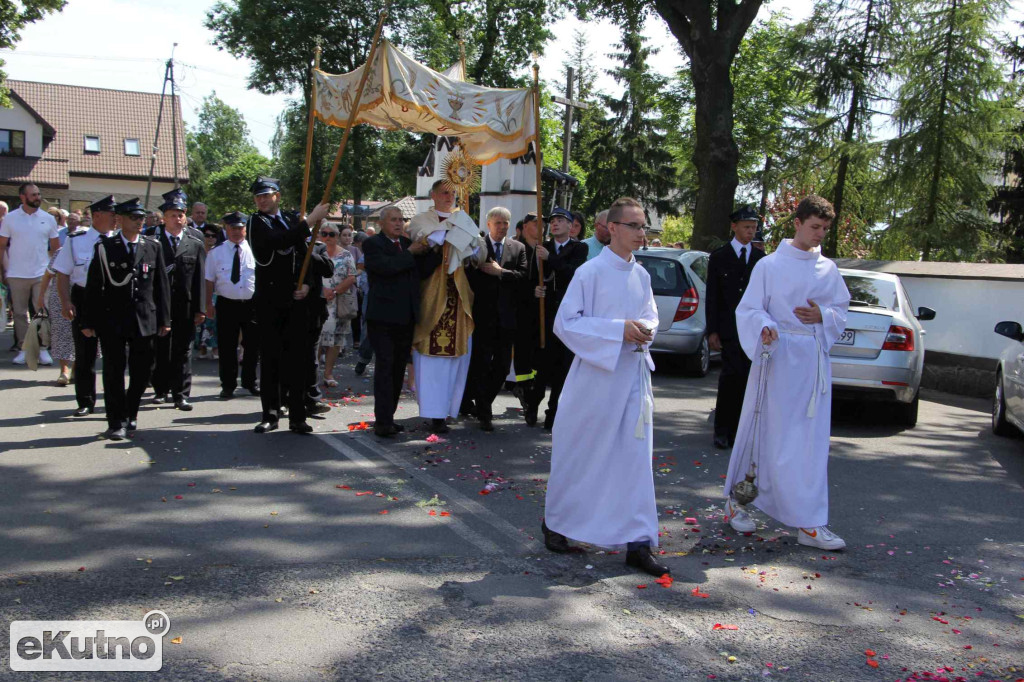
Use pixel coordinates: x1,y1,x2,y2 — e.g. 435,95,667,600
145,43,180,209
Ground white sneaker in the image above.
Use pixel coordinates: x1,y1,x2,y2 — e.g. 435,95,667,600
725,497,756,533
38,349,53,366
12,351,26,365
798,526,846,550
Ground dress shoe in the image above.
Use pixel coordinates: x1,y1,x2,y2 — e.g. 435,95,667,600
459,401,476,418
479,417,494,432
354,361,367,375
713,434,730,449
174,399,193,411
308,401,331,415
243,385,261,396
524,405,538,427
430,418,450,434
219,388,235,400
254,420,279,434
374,424,396,438
152,393,169,404
625,546,671,577
126,420,138,436
543,412,555,431
541,521,570,553
105,426,128,441
289,422,314,435
73,406,93,417
392,423,405,433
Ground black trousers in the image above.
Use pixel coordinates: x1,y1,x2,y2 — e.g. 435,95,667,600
99,333,155,429
468,327,514,420
215,297,258,391
513,316,540,380
152,317,195,400
368,321,413,427
527,322,574,419
70,285,100,409
714,338,752,440
258,302,309,424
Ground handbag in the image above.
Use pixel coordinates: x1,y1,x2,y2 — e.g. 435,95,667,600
335,288,358,321
731,343,772,506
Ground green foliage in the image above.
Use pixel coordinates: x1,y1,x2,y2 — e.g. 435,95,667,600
0,0,66,107
658,214,692,245
185,93,265,208
206,152,273,218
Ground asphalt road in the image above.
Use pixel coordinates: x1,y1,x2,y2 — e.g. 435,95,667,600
0,331,1021,681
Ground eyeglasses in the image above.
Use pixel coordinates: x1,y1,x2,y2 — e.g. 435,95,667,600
320,231,338,237
609,220,647,232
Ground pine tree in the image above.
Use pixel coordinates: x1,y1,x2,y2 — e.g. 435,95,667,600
884,0,1013,261
989,25,1024,262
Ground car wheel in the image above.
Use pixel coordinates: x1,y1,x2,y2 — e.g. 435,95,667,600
992,371,1015,436
896,391,919,428
684,335,710,377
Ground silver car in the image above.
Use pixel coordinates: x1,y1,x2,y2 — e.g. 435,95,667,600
992,320,1024,437
830,269,936,427
633,247,713,376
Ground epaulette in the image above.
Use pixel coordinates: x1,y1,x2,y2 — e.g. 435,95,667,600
67,228,89,239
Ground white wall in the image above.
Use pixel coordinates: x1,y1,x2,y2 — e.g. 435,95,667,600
899,277,1024,360
0,99,45,157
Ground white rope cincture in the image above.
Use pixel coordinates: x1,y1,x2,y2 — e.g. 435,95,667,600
779,328,827,418
634,349,654,439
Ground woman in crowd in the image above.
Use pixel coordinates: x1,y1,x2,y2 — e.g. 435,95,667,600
319,223,358,387
36,251,73,384
197,225,220,360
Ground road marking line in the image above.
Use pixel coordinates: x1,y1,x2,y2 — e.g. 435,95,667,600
317,433,503,555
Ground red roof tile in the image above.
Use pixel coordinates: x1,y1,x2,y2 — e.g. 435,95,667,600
0,157,69,188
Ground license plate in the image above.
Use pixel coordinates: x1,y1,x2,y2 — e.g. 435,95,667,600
835,330,856,346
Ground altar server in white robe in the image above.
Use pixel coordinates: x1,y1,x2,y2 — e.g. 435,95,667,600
541,197,670,578
723,195,851,550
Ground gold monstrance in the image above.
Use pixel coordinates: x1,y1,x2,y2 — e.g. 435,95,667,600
440,143,481,211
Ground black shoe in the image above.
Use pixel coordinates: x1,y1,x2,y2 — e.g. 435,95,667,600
126,420,138,436
459,401,476,418
219,388,235,400
713,435,730,449
374,424,396,438
543,412,555,431
73,406,93,417
625,546,671,577
354,361,367,376
105,426,127,441
524,405,538,427
254,420,279,434
308,401,331,415
289,422,314,434
430,418,450,434
479,417,494,432
174,399,193,411
541,521,570,553
152,393,169,404
243,385,261,396
392,423,405,433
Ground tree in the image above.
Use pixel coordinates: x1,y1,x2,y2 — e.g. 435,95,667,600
185,93,262,206
989,24,1024,262
206,152,273,217
582,5,677,220
0,0,66,106
793,0,902,256
883,0,1014,261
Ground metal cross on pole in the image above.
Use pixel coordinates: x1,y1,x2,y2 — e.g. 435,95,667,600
552,66,589,209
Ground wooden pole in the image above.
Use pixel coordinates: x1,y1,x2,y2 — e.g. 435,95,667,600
532,63,546,349
296,9,387,290
299,40,322,219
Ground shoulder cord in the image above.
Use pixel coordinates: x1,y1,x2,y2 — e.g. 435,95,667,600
98,242,134,288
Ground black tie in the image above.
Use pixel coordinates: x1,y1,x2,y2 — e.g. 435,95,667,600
740,246,746,264
231,245,241,284
127,241,136,259
170,235,180,251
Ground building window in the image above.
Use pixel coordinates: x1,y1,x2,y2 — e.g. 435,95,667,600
0,129,25,157
124,138,140,156
84,135,100,153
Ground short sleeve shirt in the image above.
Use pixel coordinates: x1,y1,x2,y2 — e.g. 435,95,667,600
0,207,59,278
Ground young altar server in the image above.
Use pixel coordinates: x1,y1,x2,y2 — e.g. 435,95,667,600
722,195,851,550
541,197,670,577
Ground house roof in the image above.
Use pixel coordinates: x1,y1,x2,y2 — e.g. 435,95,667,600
0,157,69,188
7,80,189,183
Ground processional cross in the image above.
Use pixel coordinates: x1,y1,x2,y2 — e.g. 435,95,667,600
552,66,590,209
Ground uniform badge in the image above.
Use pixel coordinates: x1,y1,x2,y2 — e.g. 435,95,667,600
142,263,150,273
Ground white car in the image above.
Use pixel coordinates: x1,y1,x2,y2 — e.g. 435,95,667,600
830,269,936,427
992,320,1024,437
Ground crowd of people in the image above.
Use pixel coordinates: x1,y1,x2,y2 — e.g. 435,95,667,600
2,179,851,578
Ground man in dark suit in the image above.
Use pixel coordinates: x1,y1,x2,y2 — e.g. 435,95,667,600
143,189,204,240
362,206,429,437
150,189,207,411
512,213,542,411
465,206,528,431
81,198,170,440
706,205,766,448
248,177,332,435
525,206,589,429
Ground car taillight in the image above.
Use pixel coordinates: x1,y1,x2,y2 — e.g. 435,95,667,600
882,325,914,351
674,287,699,322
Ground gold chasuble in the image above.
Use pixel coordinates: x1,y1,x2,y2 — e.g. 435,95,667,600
413,242,475,357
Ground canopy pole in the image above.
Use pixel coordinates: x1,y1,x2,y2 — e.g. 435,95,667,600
296,9,388,290
299,40,323,220
532,63,546,349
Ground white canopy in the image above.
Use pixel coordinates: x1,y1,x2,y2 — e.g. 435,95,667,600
313,40,536,165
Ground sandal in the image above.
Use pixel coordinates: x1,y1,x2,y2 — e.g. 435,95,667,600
57,373,70,386
324,377,338,388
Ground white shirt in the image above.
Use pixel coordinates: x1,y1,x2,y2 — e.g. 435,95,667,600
52,228,107,287
0,206,59,278
121,234,141,250
205,239,255,300
731,237,751,263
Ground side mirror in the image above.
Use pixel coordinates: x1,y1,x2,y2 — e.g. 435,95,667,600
994,321,1024,342
916,306,936,321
